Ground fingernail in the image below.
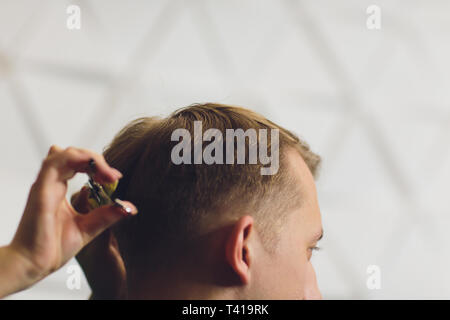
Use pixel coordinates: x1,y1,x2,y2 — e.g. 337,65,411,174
113,198,138,216
113,168,123,179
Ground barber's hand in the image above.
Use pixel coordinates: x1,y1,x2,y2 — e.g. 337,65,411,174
0,145,137,298
71,187,127,300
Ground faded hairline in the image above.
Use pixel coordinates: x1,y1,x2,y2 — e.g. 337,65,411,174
103,103,321,268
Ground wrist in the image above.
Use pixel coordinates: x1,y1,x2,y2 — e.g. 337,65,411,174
0,245,42,298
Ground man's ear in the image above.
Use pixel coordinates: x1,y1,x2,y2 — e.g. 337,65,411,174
225,215,254,285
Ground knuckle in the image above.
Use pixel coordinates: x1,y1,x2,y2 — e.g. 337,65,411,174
47,144,63,157
49,145,57,153
65,146,77,154
64,146,81,160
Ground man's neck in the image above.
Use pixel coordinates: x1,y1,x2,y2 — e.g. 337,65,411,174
128,274,236,300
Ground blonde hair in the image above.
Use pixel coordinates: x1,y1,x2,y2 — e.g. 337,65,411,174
104,103,320,269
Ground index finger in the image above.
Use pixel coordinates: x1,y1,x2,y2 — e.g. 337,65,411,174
37,146,122,188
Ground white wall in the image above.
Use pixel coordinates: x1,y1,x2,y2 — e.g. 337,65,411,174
1,0,449,299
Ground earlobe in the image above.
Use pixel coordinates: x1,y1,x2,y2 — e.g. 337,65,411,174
225,215,254,285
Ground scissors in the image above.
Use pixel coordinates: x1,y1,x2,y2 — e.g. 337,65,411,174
85,159,132,214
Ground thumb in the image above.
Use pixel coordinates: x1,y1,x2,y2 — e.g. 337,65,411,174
77,199,138,244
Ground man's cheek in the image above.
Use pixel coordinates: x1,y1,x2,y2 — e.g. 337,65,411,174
280,257,308,296
303,262,321,299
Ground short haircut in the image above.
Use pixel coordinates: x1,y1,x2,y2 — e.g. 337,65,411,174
104,103,320,271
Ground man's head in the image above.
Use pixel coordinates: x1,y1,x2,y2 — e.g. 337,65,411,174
104,103,323,299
